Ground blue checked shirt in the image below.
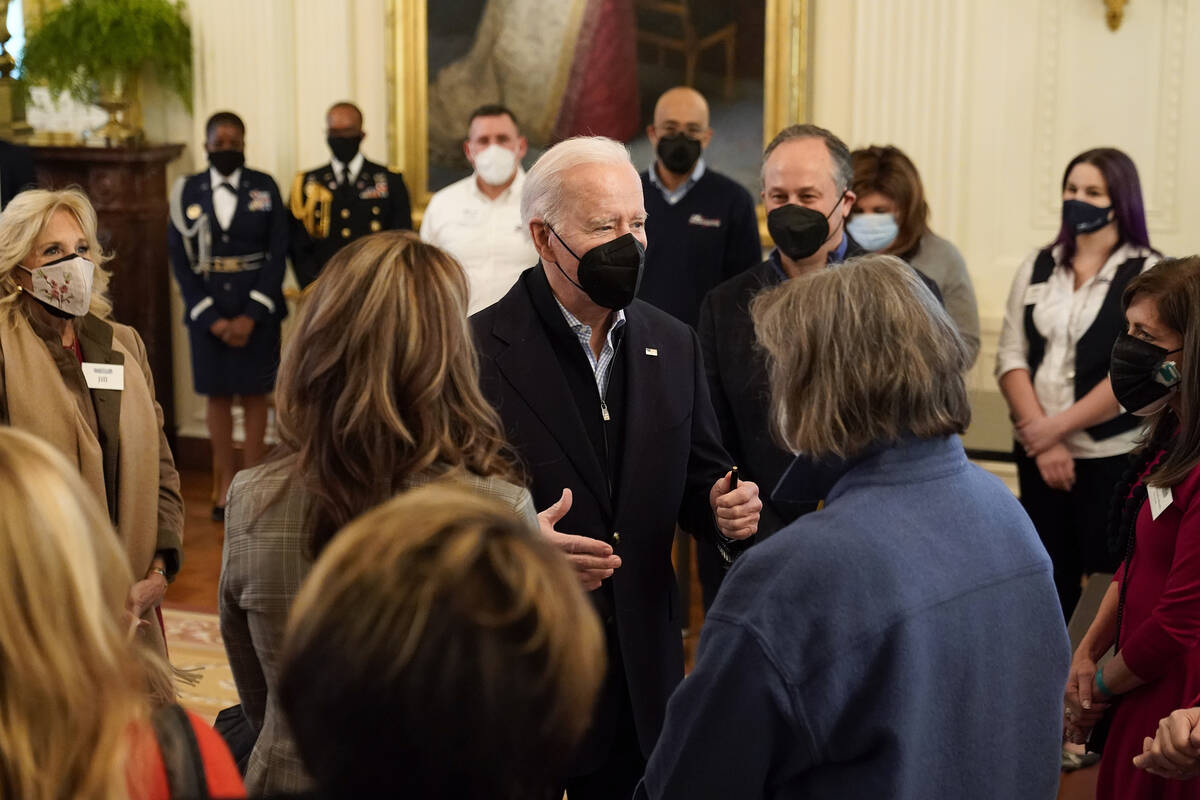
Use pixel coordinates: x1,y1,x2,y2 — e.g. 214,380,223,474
554,298,626,402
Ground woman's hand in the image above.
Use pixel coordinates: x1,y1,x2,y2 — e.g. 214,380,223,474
127,572,168,619
1133,708,1200,779
1016,414,1066,457
1037,443,1076,492
1065,652,1111,744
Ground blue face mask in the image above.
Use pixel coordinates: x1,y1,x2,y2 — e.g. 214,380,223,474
846,213,899,252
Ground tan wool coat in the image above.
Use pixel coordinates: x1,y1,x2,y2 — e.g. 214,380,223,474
0,310,184,655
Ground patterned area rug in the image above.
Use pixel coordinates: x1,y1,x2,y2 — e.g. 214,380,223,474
163,607,238,724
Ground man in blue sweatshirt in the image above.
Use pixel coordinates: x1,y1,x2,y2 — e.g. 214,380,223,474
637,256,1069,800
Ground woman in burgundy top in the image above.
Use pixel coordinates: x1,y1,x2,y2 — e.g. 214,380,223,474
1065,255,1200,799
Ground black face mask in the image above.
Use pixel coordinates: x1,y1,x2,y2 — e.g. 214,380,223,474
208,149,245,177
1062,199,1113,235
656,133,703,175
767,199,844,262
547,229,645,310
1110,333,1182,416
328,134,363,164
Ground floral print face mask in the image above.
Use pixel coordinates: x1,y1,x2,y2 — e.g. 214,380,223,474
18,255,95,318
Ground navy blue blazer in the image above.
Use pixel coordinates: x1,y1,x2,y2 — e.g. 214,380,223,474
471,266,736,764
167,168,289,331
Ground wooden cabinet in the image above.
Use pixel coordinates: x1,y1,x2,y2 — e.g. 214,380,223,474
31,144,184,440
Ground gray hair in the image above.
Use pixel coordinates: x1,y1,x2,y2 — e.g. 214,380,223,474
761,123,852,192
750,254,970,460
520,136,635,228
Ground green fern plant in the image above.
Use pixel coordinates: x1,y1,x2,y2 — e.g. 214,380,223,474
19,0,192,110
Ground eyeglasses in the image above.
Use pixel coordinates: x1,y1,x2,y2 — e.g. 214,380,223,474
658,123,707,137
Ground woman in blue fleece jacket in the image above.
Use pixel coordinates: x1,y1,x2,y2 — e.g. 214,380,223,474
637,255,1070,800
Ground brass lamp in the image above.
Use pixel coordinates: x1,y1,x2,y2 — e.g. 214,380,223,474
0,0,32,140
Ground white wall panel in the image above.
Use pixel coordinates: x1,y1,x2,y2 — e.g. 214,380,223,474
811,0,1200,449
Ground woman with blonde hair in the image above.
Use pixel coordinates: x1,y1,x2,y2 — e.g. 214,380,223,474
0,427,244,800
278,483,605,799
0,188,183,658
220,229,537,795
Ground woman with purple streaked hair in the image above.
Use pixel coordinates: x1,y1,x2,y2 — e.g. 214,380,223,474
996,147,1162,620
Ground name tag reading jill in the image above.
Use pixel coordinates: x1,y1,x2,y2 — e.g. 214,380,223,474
82,363,124,391
1149,485,1173,521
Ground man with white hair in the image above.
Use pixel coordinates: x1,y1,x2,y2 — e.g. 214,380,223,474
471,135,762,799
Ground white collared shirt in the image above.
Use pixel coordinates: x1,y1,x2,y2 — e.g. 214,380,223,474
996,242,1160,458
331,151,364,185
420,168,538,314
209,166,241,230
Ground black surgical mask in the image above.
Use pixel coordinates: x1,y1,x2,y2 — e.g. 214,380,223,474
547,228,645,310
767,199,844,262
1062,199,1113,235
208,149,244,177
656,133,703,175
1110,333,1182,416
328,134,363,164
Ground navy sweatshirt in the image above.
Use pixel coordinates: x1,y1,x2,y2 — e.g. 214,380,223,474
637,436,1069,800
638,168,762,328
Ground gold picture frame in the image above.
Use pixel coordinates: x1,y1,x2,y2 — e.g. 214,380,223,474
387,0,811,211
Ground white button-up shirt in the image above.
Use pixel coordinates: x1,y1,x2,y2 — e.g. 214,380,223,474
996,242,1160,458
420,169,538,314
209,166,241,231
331,151,364,185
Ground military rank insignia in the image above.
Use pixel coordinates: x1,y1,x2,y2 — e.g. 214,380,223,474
248,189,273,212
358,172,390,200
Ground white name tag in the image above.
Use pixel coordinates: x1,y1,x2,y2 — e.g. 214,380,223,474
82,362,124,391
1024,283,1047,306
1149,485,1173,520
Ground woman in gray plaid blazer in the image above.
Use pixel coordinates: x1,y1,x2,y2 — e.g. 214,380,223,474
219,231,537,796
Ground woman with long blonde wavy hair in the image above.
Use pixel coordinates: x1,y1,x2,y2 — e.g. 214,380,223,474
220,230,537,795
0,427,244,800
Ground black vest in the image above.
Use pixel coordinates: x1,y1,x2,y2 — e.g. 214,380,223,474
1024,248,1144,440
527,268,628,621
527,268,629,502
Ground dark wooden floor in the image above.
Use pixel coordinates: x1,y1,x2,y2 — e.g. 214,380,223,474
164,468,227,613
165,468,1095,798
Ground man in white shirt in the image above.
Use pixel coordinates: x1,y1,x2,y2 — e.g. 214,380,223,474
420,104,538,314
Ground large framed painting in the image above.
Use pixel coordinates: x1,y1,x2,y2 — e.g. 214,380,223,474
387,0,811,207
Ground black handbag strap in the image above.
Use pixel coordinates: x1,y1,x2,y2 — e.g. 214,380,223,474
150,704,211,800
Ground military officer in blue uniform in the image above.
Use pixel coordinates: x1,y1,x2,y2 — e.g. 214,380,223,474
288,101,412,286
168,110,288,521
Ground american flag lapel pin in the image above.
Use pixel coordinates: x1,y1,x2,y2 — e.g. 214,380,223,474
645,347,658,357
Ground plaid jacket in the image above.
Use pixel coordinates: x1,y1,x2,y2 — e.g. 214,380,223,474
219,455,536,795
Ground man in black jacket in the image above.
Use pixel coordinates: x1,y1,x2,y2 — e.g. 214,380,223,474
471,135,761,800
288,102,412,286
697,124,940,607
